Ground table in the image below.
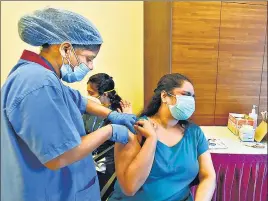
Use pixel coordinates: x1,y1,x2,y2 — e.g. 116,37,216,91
191,127,267,201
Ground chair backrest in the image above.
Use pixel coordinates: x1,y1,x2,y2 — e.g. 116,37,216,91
101,172,117,199
93,145,116,200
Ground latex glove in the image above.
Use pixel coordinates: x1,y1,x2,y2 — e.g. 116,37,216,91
110,124,129,144
107,111,137,133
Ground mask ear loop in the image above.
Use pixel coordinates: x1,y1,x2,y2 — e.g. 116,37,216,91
104,89,115,93
167,92,177,98
161,90,168,104
61,56,67,65
61,44,80,69
62,55,75,72
59,42,74,67
167,92,178,106
71,46,81,65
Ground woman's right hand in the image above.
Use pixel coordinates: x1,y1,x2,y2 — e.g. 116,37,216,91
117,100,133,114
134,119,157,139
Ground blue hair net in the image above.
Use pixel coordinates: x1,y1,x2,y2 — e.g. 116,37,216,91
18,7,103,46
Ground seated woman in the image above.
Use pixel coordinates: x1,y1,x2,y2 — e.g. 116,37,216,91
83,73,132,134
82,73,132,198
109,73,216,201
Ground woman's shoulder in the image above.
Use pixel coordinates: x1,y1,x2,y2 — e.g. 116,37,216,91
185,122,204,139
114,132,141,156
187,122,201,131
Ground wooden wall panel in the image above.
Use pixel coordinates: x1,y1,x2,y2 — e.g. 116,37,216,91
215,2,267,125
228,1,268,5
258,35,267,122
144,2,171,108
172,2,221,125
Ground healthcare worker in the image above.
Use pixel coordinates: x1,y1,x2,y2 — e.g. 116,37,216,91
1,7,137,201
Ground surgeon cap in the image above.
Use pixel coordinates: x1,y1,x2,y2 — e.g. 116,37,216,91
18,7,103,46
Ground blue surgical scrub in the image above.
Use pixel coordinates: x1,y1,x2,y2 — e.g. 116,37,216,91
1,50,100,201
109,117,208,201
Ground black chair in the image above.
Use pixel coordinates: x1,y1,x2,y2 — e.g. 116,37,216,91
93,145,117,201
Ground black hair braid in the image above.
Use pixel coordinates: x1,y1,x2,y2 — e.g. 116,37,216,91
107,90,122,111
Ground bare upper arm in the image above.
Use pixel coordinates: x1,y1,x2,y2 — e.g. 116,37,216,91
198,151,216,180
114,133,142,184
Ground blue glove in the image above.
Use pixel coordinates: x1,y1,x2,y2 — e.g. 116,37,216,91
107,111,137,133
110,124,129,144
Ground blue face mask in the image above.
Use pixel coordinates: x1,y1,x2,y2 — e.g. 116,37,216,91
60,47,91,83
60,62,90,83
168,94,195,120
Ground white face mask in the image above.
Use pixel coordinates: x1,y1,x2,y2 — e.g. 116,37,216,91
60,46,91,83
167,94,195,120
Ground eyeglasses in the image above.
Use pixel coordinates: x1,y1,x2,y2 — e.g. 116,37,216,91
167,92,195,98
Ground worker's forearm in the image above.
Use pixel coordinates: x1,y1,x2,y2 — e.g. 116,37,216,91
123,137,157,195
45,125,112,170
86,99,112,118
195,176,216,201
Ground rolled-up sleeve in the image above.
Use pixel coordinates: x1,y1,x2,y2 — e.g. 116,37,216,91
8,85,81,164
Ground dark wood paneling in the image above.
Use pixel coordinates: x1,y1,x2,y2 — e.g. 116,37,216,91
259,35,267,122
172,2,222,125
228,1,268,5
144,2,171,108
215,2,267,125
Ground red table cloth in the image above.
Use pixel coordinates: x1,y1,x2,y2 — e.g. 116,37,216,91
191,153,267,201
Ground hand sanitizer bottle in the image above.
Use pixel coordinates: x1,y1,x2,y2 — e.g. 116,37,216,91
249,105,258,129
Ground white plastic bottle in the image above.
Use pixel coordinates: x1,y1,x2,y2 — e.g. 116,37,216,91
249,105,258,129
